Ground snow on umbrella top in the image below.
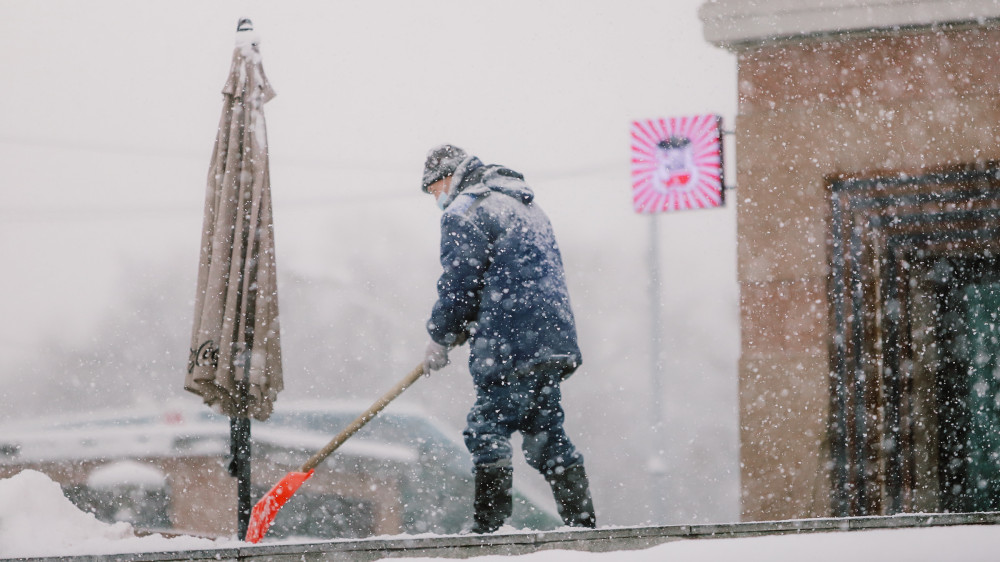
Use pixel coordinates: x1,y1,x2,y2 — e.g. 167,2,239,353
185,23,282,421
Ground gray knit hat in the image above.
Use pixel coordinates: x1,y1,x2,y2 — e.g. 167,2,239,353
421,144,468,192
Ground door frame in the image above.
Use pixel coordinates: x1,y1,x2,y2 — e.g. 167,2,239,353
828,164,1000,516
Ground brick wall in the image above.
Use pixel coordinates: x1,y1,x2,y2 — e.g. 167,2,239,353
734,24,1000,520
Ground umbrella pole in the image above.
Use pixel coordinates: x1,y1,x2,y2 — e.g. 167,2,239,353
232,415,252,539
230,350,253,540
232,128,259,539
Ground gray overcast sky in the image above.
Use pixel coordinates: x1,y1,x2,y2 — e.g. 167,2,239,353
0,0,743,524
0,0,737,365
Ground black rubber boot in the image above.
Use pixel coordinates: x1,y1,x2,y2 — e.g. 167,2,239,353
471,464,513,533
546,463,596,528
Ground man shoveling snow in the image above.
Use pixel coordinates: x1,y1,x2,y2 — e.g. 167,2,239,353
420,145,596,533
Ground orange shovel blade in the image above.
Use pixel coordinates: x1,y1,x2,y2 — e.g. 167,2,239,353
244,469,314,543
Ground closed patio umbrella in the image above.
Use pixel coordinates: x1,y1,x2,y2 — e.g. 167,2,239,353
185,18,282,539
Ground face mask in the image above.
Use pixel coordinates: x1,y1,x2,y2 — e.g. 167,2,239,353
435,190,450,210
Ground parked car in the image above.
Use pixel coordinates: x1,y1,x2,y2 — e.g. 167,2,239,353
261,401,560,537
0,400,559,538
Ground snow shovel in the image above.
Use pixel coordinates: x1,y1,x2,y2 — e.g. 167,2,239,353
244,361,428,543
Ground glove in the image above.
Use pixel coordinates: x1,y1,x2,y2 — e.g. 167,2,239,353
424,340,449,372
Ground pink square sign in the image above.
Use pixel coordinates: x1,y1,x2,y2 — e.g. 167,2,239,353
630,114,724,213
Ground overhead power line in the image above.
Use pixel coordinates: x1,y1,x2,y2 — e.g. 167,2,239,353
0,136,624,224
0,135,623,181
0,135,414,176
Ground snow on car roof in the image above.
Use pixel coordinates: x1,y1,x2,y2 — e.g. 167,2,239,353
0,407,418,465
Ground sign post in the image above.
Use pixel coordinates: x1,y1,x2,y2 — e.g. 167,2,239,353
630,114,724,521
645,213,667,519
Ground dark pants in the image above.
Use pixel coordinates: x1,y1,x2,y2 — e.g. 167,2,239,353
463,363,582,475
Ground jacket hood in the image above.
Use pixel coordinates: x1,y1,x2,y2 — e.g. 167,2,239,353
453,161,534,205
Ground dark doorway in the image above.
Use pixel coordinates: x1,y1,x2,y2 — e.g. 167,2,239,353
933,257,1000,512
828,164,1000,516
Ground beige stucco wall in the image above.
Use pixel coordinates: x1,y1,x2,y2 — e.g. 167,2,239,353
734,25,1000,520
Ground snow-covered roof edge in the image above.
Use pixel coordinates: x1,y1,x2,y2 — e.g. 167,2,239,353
699,0,1000,49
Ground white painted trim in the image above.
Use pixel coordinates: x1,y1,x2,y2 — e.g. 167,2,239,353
699,0,1000,47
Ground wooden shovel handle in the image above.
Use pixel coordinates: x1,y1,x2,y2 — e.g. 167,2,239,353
300,362,427,473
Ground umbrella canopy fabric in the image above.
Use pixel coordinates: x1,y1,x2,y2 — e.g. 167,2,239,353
186,32,282,422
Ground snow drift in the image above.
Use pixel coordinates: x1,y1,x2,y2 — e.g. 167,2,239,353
0,470,224,558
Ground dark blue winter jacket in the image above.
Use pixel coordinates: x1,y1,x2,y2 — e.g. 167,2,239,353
427,157,582,386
